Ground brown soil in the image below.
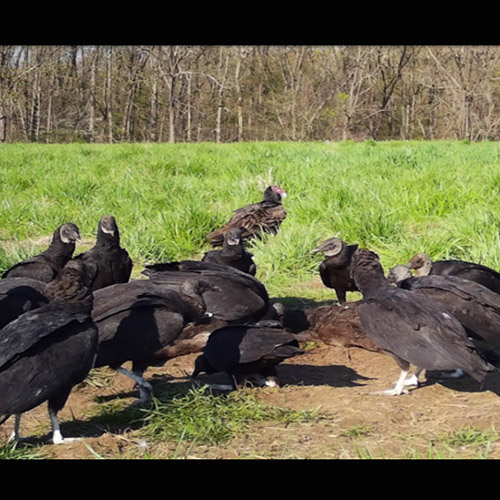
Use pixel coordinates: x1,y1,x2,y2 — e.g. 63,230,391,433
3,339,500,460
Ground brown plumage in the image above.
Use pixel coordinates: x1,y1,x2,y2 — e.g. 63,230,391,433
277,301,381,352
206,185,287,247
150,316,228,364
312,237,359,303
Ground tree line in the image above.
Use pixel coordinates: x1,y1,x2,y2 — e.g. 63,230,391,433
1,45,500,144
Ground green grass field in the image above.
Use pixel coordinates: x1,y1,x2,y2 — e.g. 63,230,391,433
1,140,500,300
2,140,500,459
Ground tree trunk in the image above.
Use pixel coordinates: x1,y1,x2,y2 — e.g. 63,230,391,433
105,47,113,144
45,74,53,143
215,49,229,143
30,66,41,142
168,77,175,143
235,49,246,141
186,73,192,142
150,76,158,142
88,49,97,143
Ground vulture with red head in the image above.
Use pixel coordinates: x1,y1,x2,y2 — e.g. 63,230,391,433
207,185,287,247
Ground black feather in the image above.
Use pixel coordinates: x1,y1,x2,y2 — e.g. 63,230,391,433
73,215,132,290
2,223,81,283
202,227,256,275
0,259,97,444
407,253,500,295
142,260,271,323
352,249,496,394
192,323,303,389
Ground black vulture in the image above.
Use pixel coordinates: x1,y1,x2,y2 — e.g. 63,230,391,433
312,237,359,303
91,277,217,402
0,277,48,329
388,264,500,358
0,260,97,444
351,248,496,396
206,185,287,247
2,223,81,283
73,215,133,291
407,252,500,295
142,260,272,324
202,227,257,275
192,321,304,390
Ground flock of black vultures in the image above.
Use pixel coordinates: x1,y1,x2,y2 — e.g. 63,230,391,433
2,184,500,446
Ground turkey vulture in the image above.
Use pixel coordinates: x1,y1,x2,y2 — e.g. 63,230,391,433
207,185,287,247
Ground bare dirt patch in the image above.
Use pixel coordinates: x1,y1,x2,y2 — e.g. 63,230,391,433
3,340,500,459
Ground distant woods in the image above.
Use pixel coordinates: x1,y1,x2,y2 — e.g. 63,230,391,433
2,45,500,144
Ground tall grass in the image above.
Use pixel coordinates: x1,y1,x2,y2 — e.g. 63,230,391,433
1,140,500,297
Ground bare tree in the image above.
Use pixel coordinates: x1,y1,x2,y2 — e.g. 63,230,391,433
105,47,114,143
154,45,192,143
3,45,500,143
214,47,230,143
233,46,252,141
426,46,500,140
335,46,379,140
87,46,99,143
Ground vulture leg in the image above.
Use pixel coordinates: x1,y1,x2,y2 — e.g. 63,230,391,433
402,367,423,388
49,407,80,445
384,369,411,396
372,356,413,396
380,367,425,396
265,376,279,387
7,414,23,443
434,368,464,379
205,383,235,391
116,367,153,403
